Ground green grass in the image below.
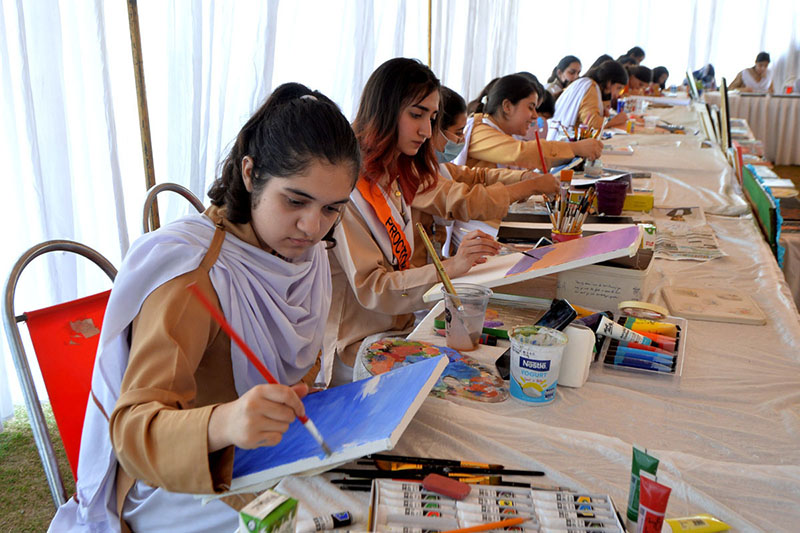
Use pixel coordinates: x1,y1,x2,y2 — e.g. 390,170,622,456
0,404,74,532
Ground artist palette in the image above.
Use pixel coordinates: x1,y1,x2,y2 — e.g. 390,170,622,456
596,314,687,378
362,339,508,403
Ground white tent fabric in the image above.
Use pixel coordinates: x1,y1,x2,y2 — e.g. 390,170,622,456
2,0,800,424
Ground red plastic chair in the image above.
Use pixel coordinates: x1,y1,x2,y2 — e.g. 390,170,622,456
3,240,116,508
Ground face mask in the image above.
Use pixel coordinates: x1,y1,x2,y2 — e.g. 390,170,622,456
436,134,465,163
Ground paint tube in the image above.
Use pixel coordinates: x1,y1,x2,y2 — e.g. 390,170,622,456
586,313,653,345
625,317,678,338
613,346,674,365
633,331,677,352
623,341,673,356
626,446,660,522
636,472,670,533
455,501,536,514
663,514,731,532
383,505,457,518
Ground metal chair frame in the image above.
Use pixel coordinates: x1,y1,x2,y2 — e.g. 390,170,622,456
142,182,205,233
2,240,116,508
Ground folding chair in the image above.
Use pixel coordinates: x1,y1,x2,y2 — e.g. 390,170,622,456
142,182,205,233
2,240,116,508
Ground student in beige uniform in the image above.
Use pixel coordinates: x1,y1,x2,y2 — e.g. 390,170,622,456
48,83,361,533
458,74,603,171
546,55,582,99
326,58,539,385
429,85,558,256
549,60,629,138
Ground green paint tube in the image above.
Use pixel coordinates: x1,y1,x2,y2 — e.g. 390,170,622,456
626,445,659,522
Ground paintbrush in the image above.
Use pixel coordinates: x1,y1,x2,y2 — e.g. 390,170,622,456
533,129,548,173
186,282,332,456
594,116,610,139
457,228,536,259
417,223,460,305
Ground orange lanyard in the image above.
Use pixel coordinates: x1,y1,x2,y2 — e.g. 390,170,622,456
356,179,412,270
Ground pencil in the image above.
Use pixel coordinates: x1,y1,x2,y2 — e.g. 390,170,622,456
457,227,536,259
441,517,527,533
533,130,548,173
186,282,332,456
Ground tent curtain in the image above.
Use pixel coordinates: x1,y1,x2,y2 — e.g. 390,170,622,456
1,0,799,421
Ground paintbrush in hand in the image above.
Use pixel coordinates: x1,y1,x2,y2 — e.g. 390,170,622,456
186,282,332,456
457,227,537,259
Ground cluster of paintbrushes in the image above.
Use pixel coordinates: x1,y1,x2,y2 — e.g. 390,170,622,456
545,170,596,235
560,115,608,141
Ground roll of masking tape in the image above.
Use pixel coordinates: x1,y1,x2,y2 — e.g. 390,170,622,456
558,324,595,388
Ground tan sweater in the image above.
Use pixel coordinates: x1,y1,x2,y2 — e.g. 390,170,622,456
110,205,320,515
465,113,575,170
326,174,512,368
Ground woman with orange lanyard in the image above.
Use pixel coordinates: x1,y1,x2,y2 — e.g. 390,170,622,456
324,58,547,386
457,74,603,171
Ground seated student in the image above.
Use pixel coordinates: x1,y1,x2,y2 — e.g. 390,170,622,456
535,90,555,138
689,64,717,91
617,46,645,65
549,60,629,138
545,55,582,99
617,55,638,67
729,52,774,93
651,66,669,93
48,83,362,532
623,65,653,95
457,74,602,170
428,86,558,256
326,58,514,385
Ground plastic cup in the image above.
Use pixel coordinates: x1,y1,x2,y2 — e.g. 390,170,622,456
551,230,582,243
644,115,658,131
441,284,492,352
596,180,629,216
508,325,569,404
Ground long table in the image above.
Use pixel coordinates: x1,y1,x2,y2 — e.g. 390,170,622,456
273,105,800,532
704,91,800,165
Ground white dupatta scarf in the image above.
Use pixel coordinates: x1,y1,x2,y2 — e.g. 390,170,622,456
55,213,331,532
548,78,601,140
741,68,773,92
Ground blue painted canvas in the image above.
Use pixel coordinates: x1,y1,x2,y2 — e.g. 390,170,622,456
228,354,448,493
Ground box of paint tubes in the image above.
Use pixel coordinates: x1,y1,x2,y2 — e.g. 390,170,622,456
238,489,297,533
595,314,687,378
367,478,625,532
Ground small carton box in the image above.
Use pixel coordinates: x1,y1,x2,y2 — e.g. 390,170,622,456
556,249,654,310
239,490,298,533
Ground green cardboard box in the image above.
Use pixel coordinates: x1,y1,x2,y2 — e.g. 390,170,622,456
239,490,298,533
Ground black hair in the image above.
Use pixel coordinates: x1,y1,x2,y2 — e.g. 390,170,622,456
652,66,669,88
467,78,498,114
756,52,770,64
585,60,629,89
627,65,653,84
473,74,537,116
515,71,545,101
547,55,581,84
536,90,555,117
209,82,360,247
589,54,614,70
626,46,645,60
440,86,467,131
618,55,638,66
